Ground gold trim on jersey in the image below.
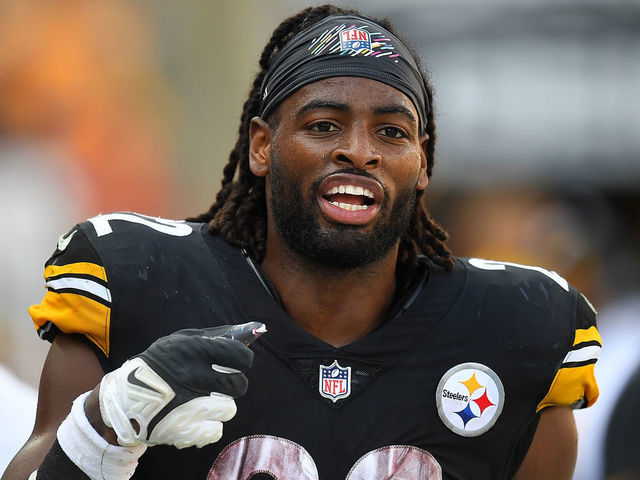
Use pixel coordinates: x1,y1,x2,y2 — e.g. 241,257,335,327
44,262,107,282
536,326,602,412
573,325,600,346
29,262,111,356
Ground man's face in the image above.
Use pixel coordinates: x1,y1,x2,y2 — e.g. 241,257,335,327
250,77,429,268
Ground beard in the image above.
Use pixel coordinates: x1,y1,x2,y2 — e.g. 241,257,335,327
269,155,417,270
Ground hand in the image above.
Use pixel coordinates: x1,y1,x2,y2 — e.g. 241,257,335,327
98,322,265,449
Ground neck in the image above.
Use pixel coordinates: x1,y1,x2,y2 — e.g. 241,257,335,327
261,237,399,347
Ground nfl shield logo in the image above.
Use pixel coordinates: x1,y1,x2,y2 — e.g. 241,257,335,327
339,28,371,51
319,360,351,402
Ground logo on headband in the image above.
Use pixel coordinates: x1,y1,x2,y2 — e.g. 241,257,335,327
308,23,400,61
340,28,371,51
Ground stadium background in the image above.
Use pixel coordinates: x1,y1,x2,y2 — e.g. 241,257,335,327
0,1,638,478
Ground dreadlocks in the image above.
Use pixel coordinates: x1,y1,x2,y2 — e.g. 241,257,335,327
188,4,455,275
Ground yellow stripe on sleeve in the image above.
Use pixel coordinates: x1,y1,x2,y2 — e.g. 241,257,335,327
29,290,111,356
44,262,107,282
573,325,602,347
536,363,599,412
536,326,602,412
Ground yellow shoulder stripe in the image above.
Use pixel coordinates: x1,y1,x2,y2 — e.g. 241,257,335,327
45,262,107,282
536,363,599,412
29,289,110,356
574,326,602,346
536,325,602,412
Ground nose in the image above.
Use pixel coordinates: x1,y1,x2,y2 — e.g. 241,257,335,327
331,127,381,170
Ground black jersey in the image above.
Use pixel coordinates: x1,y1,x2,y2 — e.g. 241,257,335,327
30,212,601,480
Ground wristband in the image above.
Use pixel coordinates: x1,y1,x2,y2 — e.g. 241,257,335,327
54,391,146,480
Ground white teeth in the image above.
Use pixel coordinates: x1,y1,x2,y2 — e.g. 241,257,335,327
325,185,375,199
330,201,369,211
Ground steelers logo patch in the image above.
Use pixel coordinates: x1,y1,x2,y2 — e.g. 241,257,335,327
436,362,505,437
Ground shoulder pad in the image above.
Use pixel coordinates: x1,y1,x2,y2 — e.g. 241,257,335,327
537,292,601,411
29,223,111,355
83,212,194,240
460,257,602,411
29,212,200,355
464,257,570,292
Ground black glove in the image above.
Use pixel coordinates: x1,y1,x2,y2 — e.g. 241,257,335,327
98,322,266,448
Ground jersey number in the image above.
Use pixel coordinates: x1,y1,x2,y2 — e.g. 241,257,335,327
88,212,193,237
468,258,569,291
208,435,442,479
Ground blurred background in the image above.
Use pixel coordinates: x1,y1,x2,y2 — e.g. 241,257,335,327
0,0,638,477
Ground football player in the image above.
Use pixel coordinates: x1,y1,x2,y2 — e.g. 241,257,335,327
2,5,601,480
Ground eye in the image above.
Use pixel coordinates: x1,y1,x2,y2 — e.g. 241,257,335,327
379,126,407,139
308,121,339,134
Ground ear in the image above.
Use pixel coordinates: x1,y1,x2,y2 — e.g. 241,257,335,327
249,116,272,177
416,132,430,191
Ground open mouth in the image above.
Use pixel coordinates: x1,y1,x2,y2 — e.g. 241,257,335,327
322,184,376,211
317,173,383,225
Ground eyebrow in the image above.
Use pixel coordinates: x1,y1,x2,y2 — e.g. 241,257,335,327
298,100,351,115
298,99,417,127
372,104,417,127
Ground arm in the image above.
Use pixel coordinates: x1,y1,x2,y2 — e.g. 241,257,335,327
513,406,578,480
2,323,261,480
1,334,104,480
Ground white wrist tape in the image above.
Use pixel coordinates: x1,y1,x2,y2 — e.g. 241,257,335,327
57,391,146,480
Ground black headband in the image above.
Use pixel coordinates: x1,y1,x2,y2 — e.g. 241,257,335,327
260,14,429,134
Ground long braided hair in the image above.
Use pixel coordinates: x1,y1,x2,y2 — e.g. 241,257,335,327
188,5,455,276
